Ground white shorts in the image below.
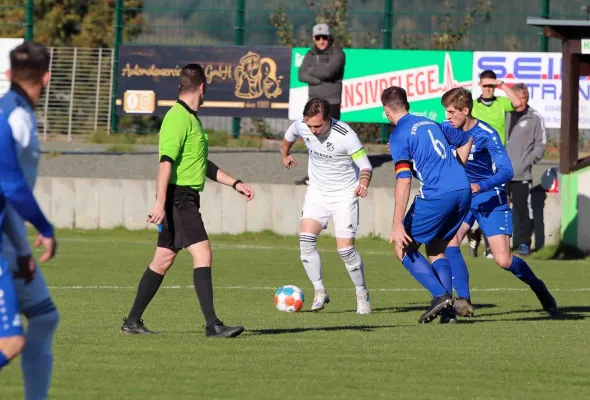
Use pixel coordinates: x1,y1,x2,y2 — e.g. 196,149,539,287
301,191,359,238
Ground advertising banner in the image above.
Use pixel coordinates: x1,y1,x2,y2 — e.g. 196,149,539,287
0,38,24,97
472,51,590,129
117,46,291,118
289,48,473,123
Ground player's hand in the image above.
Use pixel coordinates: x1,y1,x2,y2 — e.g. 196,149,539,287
354,184,369,198
471,183,481,194
389,222,412,247
235,182,255,201
147,203,165,225
282,154,299,169
34,234,57,262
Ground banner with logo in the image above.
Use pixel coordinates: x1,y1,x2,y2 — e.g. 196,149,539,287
472,51,590,129
116,46,291,118
288,48,473,123
0,38,24,97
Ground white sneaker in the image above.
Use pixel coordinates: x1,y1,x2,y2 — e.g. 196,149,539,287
356,292,371,314
311,290,330,311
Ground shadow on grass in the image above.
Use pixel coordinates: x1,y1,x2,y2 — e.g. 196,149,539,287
361,303,497,314
249,324,399,335
474,305,590,321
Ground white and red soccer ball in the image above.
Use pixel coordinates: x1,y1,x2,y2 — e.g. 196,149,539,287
274,285,305,312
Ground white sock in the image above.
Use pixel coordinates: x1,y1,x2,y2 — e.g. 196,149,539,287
338,245,367,297
300,233,323,289
22,307,60,400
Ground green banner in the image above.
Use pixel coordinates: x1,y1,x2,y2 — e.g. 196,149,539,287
289,48,473,123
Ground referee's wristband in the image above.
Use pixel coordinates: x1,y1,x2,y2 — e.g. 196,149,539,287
232,179,243,190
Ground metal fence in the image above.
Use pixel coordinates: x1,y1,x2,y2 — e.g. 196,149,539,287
37,48,114,142
122,0,590,52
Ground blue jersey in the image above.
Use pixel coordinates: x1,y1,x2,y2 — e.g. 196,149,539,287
442,119,514,198
389,114,470,198
0,111,53,254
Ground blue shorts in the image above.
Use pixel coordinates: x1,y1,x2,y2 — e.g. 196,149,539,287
0,256,23,338
464,190,512,237
404,188,471,245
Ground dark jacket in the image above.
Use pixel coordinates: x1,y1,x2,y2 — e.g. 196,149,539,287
298,42,345,104
505,106,547,181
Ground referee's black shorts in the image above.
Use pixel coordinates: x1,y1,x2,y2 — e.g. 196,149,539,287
157,184,209,250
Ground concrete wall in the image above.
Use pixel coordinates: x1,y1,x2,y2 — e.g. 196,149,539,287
576,169,590,252
33,177,561,246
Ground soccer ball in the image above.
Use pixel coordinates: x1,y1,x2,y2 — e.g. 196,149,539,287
274,285,305,312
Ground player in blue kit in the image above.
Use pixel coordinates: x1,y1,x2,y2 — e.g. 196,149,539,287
440,87,557,320
382,86,474,324
0,41,61,399
0,105,56,372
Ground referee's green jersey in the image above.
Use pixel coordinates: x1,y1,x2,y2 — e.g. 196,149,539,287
158,100,208,191
472,96,514,145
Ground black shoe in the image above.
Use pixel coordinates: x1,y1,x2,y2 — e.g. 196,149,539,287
440,307,458,324
205,319,245,338
532,281,558,317
419,293,454,324
467,229,481,258
120,318,157,334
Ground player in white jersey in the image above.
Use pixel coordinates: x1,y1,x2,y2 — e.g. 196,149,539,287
280,98,373,314
0,42,59,400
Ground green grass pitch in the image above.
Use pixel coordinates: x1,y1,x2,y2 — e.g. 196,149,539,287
2,228,590,399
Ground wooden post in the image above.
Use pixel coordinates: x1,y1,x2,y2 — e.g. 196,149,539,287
560,39,581,174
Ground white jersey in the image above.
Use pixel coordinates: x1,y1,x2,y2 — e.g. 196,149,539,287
285,118,365,197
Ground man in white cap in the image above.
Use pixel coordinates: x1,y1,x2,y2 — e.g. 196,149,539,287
298,23,345,119
296,23,346,186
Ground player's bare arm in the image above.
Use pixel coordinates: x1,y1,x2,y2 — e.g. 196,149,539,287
206,160,255,201
351,148,373,198
390,176,412,248
455,136,474,167
483,78,521,109
148,160,172,225
280,138,299,169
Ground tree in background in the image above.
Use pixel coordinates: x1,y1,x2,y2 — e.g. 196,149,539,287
0,0,144,48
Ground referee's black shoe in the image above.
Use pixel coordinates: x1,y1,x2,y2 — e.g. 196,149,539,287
205,319,245,338
120,318,158,334
418,293,454,324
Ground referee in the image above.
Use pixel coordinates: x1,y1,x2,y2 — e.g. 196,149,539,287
121,64,255,338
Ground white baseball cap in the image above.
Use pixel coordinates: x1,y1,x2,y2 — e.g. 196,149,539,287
312,23,330,36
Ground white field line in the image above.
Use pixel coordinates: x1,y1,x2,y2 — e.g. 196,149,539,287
46,285,590,292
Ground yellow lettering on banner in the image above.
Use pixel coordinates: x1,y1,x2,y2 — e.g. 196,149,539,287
121,64,182,77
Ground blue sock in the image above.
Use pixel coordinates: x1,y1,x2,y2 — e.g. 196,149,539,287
22,309,60,400
507,256,542,290
445,246,471,299
0,352,9,369
402,250,447,297
432,258,453,295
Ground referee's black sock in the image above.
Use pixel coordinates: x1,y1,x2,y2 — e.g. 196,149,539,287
193,267,218,326
127,267,164,323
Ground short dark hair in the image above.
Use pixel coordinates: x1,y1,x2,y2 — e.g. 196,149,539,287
10,41,50,83
441,87,473,111
479,69,497,80
179,63,206,94
303,98,331,120
381,86,409,111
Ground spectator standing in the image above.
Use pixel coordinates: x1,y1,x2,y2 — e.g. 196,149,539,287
505,83,547,256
